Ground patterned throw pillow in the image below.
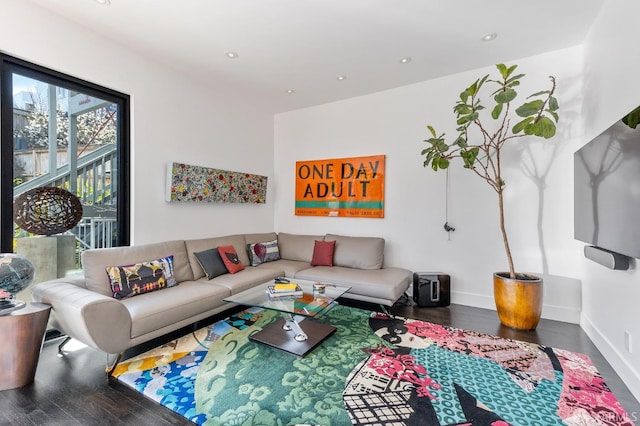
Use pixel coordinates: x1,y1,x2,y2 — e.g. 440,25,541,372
217,245,245,274
105,255,176,299
247,239,280,266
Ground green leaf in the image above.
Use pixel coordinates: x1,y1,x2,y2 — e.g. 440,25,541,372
437,157,450,169
537,116,557,138
506,64,518,78
505,74,525,85
622,105,640,129
496,63,508,78
455,136,467,147
622,106,640,129
460,147,479,168
524,122,539,136
427,125,437,138
466,80,479,97
548,96,559,112
528,90,550,98
477,74,489,90
436,140,449,152
491,103,503,119
547,110,559,122
454,104,473,115
494,89,517,104
512,116,534,134
516,100,545,117
456,112,478,125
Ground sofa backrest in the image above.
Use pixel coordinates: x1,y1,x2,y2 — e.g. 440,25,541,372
245,232,278,246
277,232,323,263
81,240,192,297
324,233,384,270
185,234,250,280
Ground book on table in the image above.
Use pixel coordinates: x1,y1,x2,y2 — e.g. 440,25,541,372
267,283,303,298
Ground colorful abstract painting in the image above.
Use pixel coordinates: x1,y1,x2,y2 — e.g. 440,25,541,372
166,162,267,203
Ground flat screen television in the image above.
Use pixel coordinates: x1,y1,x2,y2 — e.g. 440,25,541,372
574,109,640,260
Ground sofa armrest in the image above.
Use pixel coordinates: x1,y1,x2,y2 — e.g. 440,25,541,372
31,277,132,354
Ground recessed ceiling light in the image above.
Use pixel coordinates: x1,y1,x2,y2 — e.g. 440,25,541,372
399,57,412,64
225,51,239,59
285,89,295,94
336,75,347,81
94,0,111,5
481,33,498,42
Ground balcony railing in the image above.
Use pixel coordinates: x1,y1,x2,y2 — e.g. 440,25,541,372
14,143,118,251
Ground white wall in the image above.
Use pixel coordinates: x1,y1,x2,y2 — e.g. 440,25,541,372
275,47,584,324
579,0,640,402
1,0,275,244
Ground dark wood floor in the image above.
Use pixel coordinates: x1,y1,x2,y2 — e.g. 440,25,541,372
1,300,638,425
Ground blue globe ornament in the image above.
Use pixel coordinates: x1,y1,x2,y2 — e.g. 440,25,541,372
0,254,35,297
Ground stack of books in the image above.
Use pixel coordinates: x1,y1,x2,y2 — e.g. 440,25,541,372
267,282,303,298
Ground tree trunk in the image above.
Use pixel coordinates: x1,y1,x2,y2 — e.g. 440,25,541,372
497,187,515,279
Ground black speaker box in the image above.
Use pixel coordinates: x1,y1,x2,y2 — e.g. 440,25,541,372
413,272,450,307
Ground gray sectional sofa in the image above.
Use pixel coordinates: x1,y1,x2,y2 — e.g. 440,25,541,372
31,232,412,355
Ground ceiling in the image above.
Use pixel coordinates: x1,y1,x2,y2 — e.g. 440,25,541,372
27,0,605,113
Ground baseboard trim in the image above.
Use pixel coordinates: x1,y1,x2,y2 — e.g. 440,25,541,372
540,303,581,324
451,291,580,324
581,312,640,404
451,291,495,311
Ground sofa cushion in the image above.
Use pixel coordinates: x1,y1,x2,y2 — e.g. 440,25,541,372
193,248,228,279
185,234,249,279
256,259,310,277
121,281,230,339
105,255,177,299
218,245,245,274
82,240,192,297
324,234,384,269
311,240,335,266
247,239,280,266
277,232,323,263
294,266,410,302
209,267,282,295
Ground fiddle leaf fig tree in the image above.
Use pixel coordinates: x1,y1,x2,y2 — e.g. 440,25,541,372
421,64,559,279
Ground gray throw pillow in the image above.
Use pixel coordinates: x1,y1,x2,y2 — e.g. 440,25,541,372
194,248,228,279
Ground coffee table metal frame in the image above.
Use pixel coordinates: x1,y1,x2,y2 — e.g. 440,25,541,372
224,279,350,356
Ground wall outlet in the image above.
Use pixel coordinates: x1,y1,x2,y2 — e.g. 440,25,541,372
624,331,632,353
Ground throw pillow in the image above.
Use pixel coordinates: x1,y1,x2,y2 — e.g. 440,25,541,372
247,239,280,266
194,248,228,279
105,255,176,299
217,245,245,274
311,240,336,266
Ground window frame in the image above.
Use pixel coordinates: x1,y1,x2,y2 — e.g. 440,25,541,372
0,53,130,252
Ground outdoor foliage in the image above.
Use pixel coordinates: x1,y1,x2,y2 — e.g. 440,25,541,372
14,107,117,149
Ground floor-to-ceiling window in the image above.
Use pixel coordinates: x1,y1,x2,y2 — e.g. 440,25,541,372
1,54,130,294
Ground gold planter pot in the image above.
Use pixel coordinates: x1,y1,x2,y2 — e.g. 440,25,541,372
493,272,543,330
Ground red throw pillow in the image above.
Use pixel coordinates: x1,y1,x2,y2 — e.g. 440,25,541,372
217,245,245,274
311,240,336,266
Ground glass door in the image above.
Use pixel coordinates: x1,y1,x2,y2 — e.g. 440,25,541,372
1,55,130,300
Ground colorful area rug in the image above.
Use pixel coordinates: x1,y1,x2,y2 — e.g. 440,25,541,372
112,306,633,425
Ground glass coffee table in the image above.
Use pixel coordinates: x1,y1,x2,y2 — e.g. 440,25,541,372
224,279,350,357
